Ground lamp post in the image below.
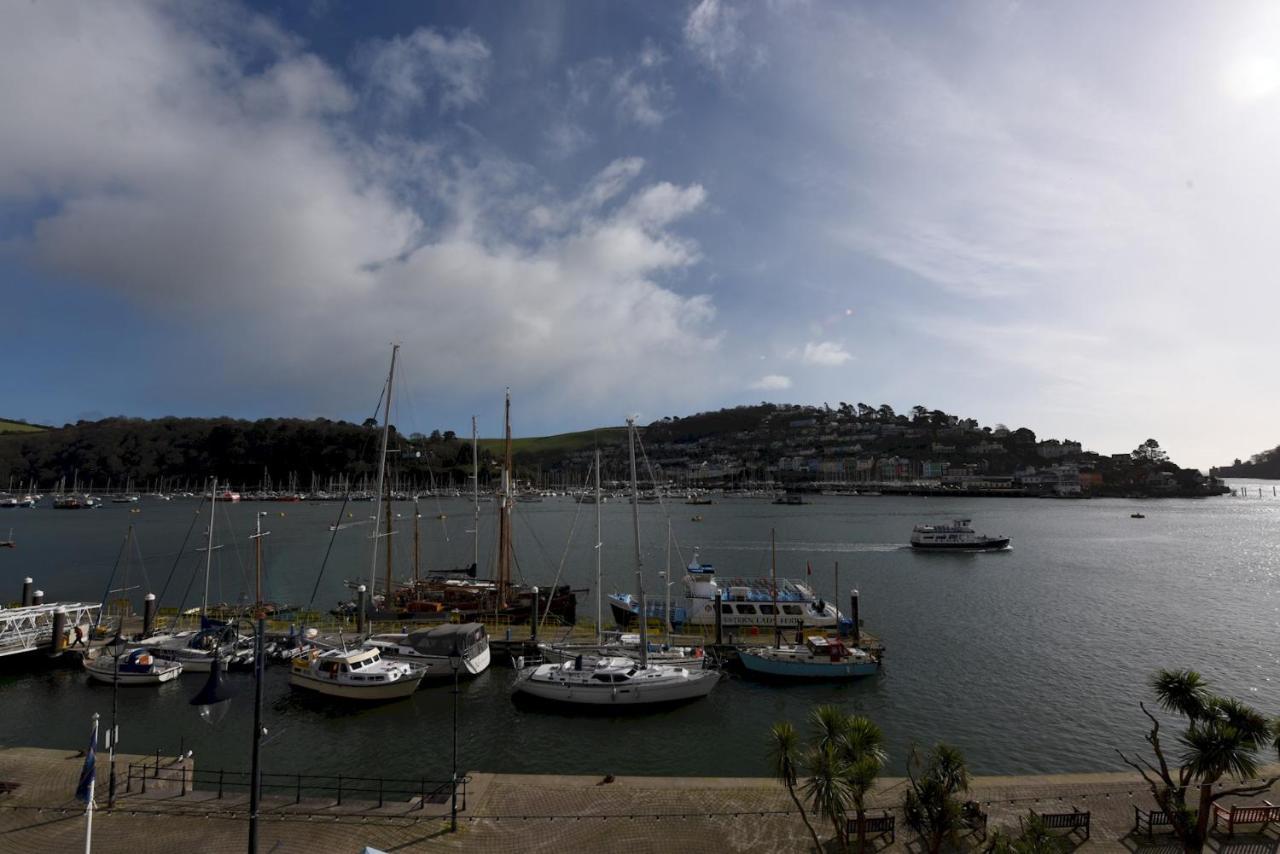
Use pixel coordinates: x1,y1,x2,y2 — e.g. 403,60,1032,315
105,632,128,809
190,616,264,854
448,650,462,832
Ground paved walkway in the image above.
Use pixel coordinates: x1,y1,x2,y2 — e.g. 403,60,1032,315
2,747,1278,852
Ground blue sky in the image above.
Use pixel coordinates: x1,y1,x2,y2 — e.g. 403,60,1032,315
4,1,1279,468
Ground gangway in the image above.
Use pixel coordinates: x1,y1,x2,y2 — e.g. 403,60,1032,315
0,603,100,658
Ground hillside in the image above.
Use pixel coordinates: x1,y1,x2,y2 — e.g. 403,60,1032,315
0,419,47,435
477,427,626,458
1212,445,1280,479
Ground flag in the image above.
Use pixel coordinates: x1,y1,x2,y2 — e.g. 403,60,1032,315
75,716,97,804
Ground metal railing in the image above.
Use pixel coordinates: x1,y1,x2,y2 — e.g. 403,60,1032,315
124,761,467,812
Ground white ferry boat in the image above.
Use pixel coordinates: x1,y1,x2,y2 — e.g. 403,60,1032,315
290,646,423,701
910,519,1010,551
512,655,719,707
364,622,490,679
609,550,846,632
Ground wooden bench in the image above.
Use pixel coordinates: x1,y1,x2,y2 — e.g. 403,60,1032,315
963,802,989,839
1033,808,1090,840
846,812,895,845
1212,801,1280,836
1133,805,1172,837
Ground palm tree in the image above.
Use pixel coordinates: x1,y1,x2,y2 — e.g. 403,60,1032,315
771,721,823,853
842,716,887,853
802,742,854,850
903,743,970,854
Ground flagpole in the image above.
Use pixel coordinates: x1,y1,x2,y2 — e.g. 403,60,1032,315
84,712,98,854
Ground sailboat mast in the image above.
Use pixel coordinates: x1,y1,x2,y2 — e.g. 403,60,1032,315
413,497,420,584
384,458,394,604
497,390,512,607
771,528,780,648
594,447,602,646
366,344,399,614
255,513,263,607
665,519,672,643
202,478,217,617
627,418,646,668
471,416,479,573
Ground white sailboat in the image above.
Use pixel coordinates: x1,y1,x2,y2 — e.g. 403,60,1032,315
514,419,719,708
85,648,183,685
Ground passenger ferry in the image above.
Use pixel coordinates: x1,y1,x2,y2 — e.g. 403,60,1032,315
910,519,1010,551
289,646,424,701
609,550,847,632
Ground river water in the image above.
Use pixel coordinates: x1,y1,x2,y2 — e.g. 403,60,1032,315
2,480,1277,779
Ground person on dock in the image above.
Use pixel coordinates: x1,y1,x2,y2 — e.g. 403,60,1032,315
70,625,85,649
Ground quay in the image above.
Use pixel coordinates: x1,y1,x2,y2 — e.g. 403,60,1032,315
2,746,1278,851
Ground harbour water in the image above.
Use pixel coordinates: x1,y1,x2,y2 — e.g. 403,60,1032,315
1,481,1277,779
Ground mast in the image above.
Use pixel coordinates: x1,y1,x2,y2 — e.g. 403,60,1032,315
496,390,512,607
412,497,420,584
471,416,479,573
771,528,780,648
627,418,647,668
384,456,393,604
665,519,672,642
250,511,270,610
594,447,602,645
366,344,399,618
202,478,218,617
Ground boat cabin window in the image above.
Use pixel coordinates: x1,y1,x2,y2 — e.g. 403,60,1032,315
759,604,776,615
782,605,802,615
720,604,734,614
735,604,758,614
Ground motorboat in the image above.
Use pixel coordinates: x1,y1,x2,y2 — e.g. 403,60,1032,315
289,646,424,700
85,648,183,685
910,519,1010,550
365,622,490,679
513,655,719,706
738,635,880,680
146,624,243,673
1130,513,1145,519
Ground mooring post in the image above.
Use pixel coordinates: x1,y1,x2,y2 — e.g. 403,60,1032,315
142,593,157,638
850,588,860,645
713,591,722,646
337,774,343,806
356,586,367,636
218,769,224,799
50,607,67,654
378,777,384,808
31,590,43,606
296,774,301,805
21,577,32,607
530,586,539,642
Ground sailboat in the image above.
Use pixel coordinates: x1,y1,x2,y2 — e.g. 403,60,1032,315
145,481,243,672
512,419,719,708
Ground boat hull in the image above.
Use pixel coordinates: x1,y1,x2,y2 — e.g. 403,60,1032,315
738,648,879,680
910,538,1010,551
86,662,183,685
289,670,423,700
513,666,719,707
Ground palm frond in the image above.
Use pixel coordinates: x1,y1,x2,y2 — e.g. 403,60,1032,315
1150,669,1210,720
769,721,800,788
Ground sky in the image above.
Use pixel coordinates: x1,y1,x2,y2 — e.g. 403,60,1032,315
3,1,1279,469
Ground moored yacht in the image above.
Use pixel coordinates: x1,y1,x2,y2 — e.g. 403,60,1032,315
513,655,719,706
85,648,183,685
910,519,1010,550
146,624,243,673
290,646,424,701
738,635,880,680
365,622,490,679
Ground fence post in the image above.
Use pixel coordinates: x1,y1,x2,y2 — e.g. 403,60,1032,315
296,774,302,805
180,764,187,797
154,748,161,778
125,764,132,794
378,778,383,809
462,777,467,812
419,778,425,811
337,774,343,806
218,769,224,799
141,766,147,795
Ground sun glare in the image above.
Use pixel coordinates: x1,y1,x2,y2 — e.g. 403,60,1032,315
1224,53,1280,101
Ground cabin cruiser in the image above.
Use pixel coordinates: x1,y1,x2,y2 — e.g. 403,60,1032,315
85,648,183,685
146,624,243,673
910,519,1010,550
290,646,424,700
364,622,490,679
738,635,880,680
512,655,719,707
610,550,847,632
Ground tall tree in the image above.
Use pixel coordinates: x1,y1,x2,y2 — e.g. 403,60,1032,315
903,743,971,854
770,722,823,853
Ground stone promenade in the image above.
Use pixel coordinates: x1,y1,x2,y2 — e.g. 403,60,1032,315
2,746,1278,852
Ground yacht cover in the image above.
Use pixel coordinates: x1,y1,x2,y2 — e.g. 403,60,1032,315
406,623,485,656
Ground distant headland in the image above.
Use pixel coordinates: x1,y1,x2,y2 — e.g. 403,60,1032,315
0,404,1226,499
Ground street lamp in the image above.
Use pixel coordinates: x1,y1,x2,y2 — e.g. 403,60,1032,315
448,649,462,832
190,617,265,854
104,632,128,809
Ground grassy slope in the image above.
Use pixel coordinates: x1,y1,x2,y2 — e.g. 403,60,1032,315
477,426,627,458
0,419,47,435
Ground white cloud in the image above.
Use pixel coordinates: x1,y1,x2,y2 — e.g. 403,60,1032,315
0,3,722,421
357,27,491,115
684,0,754,74
799,341,852,366
564,46,673,130
750,374,792,390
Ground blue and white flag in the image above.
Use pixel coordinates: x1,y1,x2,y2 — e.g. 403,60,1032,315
75,717,97,804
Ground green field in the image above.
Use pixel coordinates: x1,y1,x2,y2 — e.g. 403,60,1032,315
477,426,627,458
0,419,47,435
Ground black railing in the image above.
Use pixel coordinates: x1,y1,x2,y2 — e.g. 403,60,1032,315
124,761,466,812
